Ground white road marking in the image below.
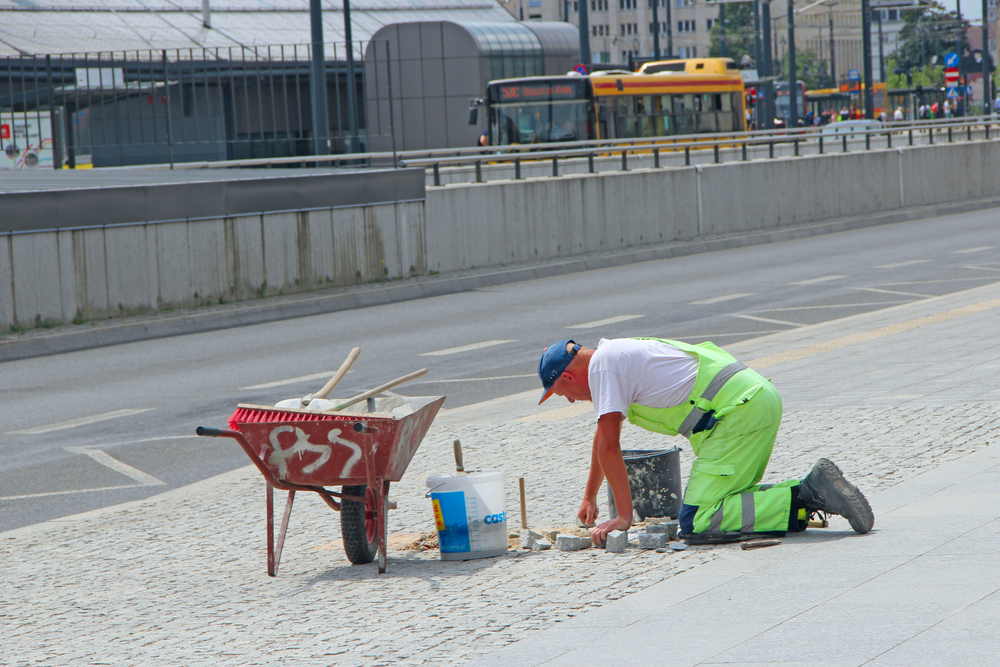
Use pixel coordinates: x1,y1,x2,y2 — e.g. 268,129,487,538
0,484,147,501
7,408,155,435
241,371,343,391
761,300,910,311
734,314,804,327
853,286,931,298
64,447,166,486
669,330,785,339
688,293,754,305
432,374,537,382
876,259,931,269
962,265,1000,273
951,246,994,254
790,275,847,285
567,315,643,329
420,340,515,356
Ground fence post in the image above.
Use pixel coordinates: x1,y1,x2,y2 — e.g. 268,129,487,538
654,147,660,168
909,129,913,146
865,132,870,150
433,163,441,186
794,139,799,156
741,142,747,161
685,146,691,165
515,157,522,179
948,126,952,142
842,135,847,152
621,149,628,170
552,155,559,176
162,50,175,169
819,136,824,154
588,153,594,173
713,144,720,163
385,41,397,167
476,160,482,182
769,141,774,158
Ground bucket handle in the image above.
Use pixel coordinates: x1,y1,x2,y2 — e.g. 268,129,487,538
425,483,447,498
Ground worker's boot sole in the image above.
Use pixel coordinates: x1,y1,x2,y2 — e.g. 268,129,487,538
800,459,875,534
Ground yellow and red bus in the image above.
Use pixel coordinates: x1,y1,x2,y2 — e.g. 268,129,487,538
485,69,747,146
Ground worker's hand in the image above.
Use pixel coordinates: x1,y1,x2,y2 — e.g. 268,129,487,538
590,516,630,547
577,498,600,527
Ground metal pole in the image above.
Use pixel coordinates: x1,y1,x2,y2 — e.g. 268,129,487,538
202,0,211,28
877,9,885,83
666,0,673,56
861,0,874,118
754,1,762,73
984,0,991,113
720,2,727,57
308,0,330,156
762,0,772,77
344,0,360,153
653,0,660,59
580,0,592,64
787,0,797,128
829,6,836,85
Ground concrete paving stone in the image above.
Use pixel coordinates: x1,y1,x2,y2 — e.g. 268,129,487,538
604,530,627,553
637,533,667,549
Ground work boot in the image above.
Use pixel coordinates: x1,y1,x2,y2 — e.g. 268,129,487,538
799,459,874,534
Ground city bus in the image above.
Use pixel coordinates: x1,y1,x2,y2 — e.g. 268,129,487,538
637,57,741,75
484,70,747,146
806,87,852,122
774,80,807,126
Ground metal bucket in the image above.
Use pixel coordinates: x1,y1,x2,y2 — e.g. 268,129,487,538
607,447,682,521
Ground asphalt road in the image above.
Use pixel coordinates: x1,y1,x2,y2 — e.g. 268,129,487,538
1,207,998,531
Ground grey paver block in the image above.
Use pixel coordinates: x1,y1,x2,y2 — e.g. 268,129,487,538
638,533,668,550
531,539,551,551
605,531,628,553
556,534,591,551
520,530,541,549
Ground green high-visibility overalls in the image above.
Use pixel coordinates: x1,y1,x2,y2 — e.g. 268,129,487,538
626,338,800,536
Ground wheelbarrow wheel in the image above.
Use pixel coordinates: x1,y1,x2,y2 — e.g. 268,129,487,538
341,485,379,565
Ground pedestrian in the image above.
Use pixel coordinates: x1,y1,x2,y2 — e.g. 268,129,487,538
893,106,904,121
994,94,1000,116
537,338,875,546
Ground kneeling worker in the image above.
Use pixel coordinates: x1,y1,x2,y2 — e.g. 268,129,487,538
537,338,874,546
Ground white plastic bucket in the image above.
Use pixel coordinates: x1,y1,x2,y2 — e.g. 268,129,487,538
426,470,507,561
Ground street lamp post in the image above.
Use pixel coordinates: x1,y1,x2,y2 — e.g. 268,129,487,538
653,0,661,59
788,0,798,127
580,0,592,64
983,0,991,111
861,0,874,118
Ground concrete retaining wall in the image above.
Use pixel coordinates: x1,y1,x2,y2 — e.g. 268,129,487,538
2,139,998,331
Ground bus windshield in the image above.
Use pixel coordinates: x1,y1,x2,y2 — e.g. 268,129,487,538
487,79,593,145
491,99,592,145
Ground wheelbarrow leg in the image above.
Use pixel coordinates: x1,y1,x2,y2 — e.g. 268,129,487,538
267,485,296,577
378,480,390,574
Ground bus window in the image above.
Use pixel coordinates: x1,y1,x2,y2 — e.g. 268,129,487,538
656,115,672,136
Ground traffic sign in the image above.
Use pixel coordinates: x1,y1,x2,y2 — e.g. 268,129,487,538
848,69,860,81
945,68,960,84
574,63,588,75
947,87,960,99
945,52,960,68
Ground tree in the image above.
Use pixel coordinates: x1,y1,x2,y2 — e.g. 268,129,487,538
885,57,944,90
775,48,826,90
709,3,755,63
895,0,970,70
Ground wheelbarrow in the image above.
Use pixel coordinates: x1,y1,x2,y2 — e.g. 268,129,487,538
197,395,445,576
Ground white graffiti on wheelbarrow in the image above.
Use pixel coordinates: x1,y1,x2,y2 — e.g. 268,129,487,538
327,428,362,477
267,425,331,477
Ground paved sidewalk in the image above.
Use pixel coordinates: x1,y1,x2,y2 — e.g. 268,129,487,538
3,281,999,666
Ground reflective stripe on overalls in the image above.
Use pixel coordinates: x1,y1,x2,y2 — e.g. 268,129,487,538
626,338,796,536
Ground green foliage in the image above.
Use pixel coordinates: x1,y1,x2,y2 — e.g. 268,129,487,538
709,4,755,64
886,57,944,89
895,0,970,70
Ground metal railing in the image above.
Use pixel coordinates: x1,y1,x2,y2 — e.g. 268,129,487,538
0,40,396,170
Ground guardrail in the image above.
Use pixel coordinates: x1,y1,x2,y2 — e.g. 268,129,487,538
107,115,1000,181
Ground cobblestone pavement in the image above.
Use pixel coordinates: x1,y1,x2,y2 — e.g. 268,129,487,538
4,283,1000,666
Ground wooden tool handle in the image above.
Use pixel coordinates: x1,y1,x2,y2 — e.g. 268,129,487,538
314,347,361,399
453,439,464,473
329,368,428,412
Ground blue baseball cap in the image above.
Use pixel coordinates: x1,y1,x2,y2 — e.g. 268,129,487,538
538,340,581,404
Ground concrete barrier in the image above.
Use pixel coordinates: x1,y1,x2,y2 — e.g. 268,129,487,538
2,140,999,332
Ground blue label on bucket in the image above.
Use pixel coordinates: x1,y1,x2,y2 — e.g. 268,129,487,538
432,491,471,553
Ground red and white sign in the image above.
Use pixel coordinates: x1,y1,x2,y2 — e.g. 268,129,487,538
945,67,960,85
0,123,9,140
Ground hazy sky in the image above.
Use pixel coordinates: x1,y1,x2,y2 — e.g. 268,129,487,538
921,0,984,21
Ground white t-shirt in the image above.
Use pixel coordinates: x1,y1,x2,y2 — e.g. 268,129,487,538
589,338,699,418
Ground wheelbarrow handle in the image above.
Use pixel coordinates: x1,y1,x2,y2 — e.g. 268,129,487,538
196,426,227,437
328,368,428,412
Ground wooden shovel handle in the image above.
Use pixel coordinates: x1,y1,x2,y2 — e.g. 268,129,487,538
314,347,361,399
329,368,428,412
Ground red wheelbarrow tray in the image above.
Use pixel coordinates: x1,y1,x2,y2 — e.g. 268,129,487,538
199,395,445,576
